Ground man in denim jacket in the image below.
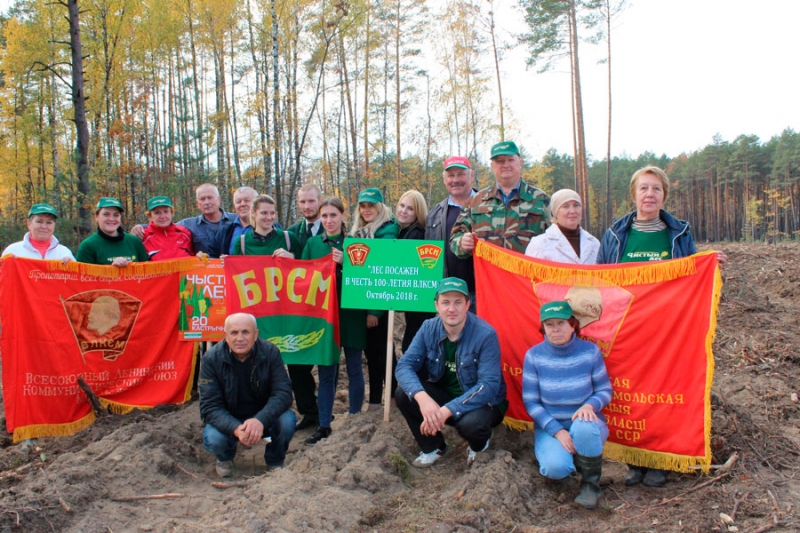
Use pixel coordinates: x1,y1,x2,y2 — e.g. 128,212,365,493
395,277,507,468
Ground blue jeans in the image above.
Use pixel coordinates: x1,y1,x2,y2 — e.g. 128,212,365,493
317,364,338,428
344,346,365,414
203,410,297,468
534,419,609,479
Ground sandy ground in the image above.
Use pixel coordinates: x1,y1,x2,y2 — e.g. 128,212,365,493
1,242,799,532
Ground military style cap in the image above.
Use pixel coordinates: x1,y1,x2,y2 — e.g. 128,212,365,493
436,277,469,297
147,196,173,211
444,156,471,170
490,141,520,159
28,203,58,218
540,301,574,322
96,197,124,212
357,188,384,205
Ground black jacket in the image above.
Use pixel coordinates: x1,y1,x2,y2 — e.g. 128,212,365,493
199,338,293,435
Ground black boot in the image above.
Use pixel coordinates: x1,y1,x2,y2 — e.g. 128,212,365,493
304,426,331,445
574,454,603,509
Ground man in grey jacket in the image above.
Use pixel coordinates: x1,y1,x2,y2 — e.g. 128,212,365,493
425,156,477,300
395,278,506,468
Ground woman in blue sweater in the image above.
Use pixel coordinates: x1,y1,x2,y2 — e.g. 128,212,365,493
522,301,612,509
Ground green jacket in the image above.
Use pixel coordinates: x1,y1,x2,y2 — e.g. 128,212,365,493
76,230,149,265
287,218,320,256
232,229,301,257
302,233,367,350
450,180,549,258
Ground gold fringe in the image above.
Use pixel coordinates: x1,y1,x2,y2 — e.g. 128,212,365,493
473,241,716,287
12,412,96,443
502,417,533,433
182,343,200,402
98,398,142,415
604,442,709,473
47,257,201,279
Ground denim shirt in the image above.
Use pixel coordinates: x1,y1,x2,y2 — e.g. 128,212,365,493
395,312,506,419
177,210,236,255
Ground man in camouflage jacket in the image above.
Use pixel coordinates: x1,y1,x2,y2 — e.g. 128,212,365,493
450,141,550,258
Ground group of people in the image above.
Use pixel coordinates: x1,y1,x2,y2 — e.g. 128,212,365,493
2,139,723,511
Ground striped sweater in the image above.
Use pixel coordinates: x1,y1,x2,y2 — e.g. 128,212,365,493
522,335,612,436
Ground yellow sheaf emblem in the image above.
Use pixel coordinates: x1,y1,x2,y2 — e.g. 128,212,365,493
416,244,442,269
268,329,325,353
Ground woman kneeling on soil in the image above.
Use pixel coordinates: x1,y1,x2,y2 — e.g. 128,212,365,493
522,301,612,509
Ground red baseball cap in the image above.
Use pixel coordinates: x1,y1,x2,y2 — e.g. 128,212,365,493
444,156,471,170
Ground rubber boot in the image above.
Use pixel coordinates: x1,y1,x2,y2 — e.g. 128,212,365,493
573,454,603,509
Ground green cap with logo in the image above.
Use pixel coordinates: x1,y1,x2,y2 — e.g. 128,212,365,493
490,141,520,159
540,300,574,322
147,196,173,211
28,203,58,218
436,277,469,297
96,197,124,212
357,187,384,205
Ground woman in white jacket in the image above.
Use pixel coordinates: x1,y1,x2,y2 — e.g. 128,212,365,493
525,189,599,264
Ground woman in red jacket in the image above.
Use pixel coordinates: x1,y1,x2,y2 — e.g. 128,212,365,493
142,196,195,260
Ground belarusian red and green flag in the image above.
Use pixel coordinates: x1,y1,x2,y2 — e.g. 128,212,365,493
224,255,340,365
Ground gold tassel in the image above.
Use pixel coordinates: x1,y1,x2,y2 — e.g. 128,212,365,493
182,343,200,402
604,442,710,473
474,241,714,287
502,417,533,432
47,258,202,279
13,413,96,443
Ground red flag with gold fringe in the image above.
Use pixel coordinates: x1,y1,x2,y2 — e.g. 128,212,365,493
0,257,198,442
473,240,721,473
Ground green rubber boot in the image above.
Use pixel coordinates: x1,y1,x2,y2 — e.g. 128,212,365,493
573,454,603,509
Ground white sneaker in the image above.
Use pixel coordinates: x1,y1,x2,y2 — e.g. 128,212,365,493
467,438,490,467
412,448,446,468
215,460,233,478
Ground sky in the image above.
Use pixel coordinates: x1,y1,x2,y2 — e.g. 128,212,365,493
493,0,800,160
1,0,798,162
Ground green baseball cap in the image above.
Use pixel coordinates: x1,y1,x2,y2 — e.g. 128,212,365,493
357,188,384,205
436,277,469,297
490,141,520,159
147,196,173,211
28,203,58,218
540,301,574,322
96,197,124,212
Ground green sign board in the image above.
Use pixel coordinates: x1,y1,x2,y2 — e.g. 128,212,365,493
341,238,445,312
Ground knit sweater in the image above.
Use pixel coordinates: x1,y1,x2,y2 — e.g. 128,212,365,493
522,334,612,436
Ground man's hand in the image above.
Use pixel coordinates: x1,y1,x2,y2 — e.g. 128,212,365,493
273,248,294,259
130,224,145,239
415,392,451,436
234,418,265,447
716,250,728,266
571,404,598,423
111,257,132,268
554,429,576,454
460,232,478,253
366,315,379,328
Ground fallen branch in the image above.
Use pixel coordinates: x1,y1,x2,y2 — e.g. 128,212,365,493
689,452,738,472
658,473,730,506
731,490,750,521
176,464,198,479
77,376,106,417
0,463,33,480
211,482,250,489
57,494,72,513
750,521,784,533
110,493,184,502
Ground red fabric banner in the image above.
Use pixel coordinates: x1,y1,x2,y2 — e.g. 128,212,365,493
474,241,720,472
0,258,197,442
224,255,340,365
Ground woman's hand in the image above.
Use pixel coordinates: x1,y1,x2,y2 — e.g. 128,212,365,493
367,315,379,328
331,248,343,264
572,404,599,423
716,250,728,266
273,248,294,259
61,257,72,266
554,429,576,454
111,257,131,268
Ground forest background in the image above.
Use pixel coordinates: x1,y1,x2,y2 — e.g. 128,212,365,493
0,0,798,251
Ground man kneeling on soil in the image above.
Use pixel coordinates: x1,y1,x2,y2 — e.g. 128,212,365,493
395,277,506,468
200,312,296,477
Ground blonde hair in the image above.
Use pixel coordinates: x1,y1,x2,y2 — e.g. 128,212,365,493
251,194,276,211
397,190,428,230
630,166,670,202
350,200,393,238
